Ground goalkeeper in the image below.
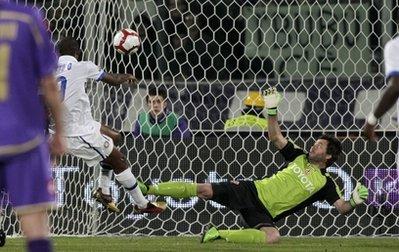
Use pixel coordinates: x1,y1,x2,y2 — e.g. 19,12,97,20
139,87,369,244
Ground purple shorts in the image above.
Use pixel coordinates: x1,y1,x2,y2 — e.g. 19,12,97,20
0,142,55,213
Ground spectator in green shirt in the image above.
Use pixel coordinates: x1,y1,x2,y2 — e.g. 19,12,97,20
132,85,191,139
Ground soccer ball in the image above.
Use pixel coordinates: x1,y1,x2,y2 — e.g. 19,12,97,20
113,28,141,55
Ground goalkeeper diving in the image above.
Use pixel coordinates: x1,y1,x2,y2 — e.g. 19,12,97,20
138,87,369,244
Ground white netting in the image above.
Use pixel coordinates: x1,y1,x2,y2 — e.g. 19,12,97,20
2,0,398,237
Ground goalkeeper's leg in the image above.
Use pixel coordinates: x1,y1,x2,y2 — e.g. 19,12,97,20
141,181,199,198
142,180,281,244
139,181,219,200
201,226,280,244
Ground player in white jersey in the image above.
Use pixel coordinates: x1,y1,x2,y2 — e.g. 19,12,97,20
364,36,399,165
56,37,166,214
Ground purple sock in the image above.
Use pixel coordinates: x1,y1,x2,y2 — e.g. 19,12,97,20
27,238,53,252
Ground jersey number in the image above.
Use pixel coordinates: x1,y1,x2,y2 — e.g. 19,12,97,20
0,43,10,102
57,76,67,101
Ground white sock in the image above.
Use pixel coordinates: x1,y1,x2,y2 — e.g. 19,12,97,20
99,164,112,195
114,169,148,208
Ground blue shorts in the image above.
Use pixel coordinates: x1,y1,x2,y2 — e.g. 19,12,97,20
0,142,55,214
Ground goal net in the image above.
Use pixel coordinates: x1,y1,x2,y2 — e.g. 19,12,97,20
2,0,398,237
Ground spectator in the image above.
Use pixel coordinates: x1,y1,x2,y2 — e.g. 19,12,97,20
133,85,191,139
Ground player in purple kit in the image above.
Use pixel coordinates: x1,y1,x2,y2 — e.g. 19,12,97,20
0,1,65,252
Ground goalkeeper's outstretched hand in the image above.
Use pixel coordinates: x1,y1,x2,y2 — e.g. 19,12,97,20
349,182,369,207
263,87,282,116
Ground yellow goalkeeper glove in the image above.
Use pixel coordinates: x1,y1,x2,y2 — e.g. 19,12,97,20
349,182,369,207
263,87,282,116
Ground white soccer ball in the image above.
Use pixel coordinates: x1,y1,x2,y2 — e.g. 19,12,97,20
113,28,141,55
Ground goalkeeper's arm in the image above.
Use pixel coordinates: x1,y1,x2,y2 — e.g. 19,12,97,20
264,87,287,150
333,182,369,215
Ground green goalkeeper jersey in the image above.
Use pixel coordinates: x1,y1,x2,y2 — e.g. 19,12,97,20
254,141,341,219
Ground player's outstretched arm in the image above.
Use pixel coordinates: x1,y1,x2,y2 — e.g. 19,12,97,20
41,75,65,156
364,76,399,141
102,73,137,86
333,182,369,215
264,87,287,150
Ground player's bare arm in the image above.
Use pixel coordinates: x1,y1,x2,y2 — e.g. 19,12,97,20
264,87,287,150
373,77,399,118
41,75,65,156
364,76,399,141
102,73,137,86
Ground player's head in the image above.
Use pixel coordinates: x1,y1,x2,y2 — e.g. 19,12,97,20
57,37,82,60
309,134,342,168
146,85,168,117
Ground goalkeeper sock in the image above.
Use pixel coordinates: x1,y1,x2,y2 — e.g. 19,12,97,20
114,169,148,208
99,163,113,195
148,181,197,198
219,229,266,244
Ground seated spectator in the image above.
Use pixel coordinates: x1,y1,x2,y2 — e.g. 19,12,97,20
133,85,191,138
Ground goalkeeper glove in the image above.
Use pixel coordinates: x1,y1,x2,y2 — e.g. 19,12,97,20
263,87,282,116
349,182,369,207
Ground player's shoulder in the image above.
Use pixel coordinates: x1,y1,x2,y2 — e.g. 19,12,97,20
58,55,78,69
78,60,99,69
1,2,40,21
80,60,97,65
384,36,399,52
1,1,29,13
58,56,96,67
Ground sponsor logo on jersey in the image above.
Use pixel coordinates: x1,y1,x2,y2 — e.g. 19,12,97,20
292,164,315,193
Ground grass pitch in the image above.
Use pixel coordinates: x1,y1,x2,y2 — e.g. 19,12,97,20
3,236,399,252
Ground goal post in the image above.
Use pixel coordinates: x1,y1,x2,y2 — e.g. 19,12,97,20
2,0,398,237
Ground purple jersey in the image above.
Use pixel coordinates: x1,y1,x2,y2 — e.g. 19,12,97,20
0,2,57,154
0,2,56,212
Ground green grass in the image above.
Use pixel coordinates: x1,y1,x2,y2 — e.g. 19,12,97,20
3,236,399,252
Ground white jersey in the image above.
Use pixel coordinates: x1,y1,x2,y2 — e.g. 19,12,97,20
384,36,399,80
384,37,399,127
56,55,105,136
